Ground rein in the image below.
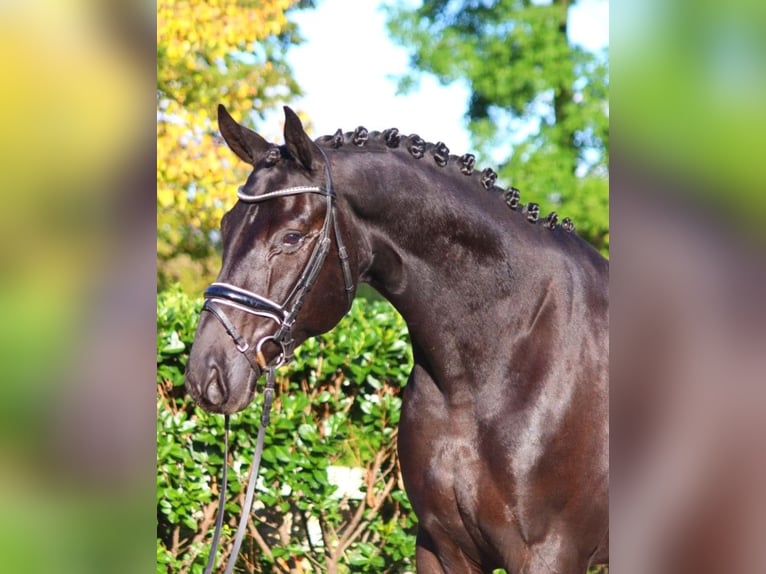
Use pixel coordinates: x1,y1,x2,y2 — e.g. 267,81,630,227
203,369,275,574
199,149,354,573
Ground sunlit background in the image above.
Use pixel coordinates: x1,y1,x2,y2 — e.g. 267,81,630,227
0,0,764,571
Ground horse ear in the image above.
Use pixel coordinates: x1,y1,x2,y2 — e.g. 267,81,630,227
283,106,321,171
217,104,270,165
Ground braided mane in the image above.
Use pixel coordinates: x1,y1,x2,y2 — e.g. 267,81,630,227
314,126,575,233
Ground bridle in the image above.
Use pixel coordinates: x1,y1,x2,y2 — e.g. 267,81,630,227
199,148,354,574
202,147,354,374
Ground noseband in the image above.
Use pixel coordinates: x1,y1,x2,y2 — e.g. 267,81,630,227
202,148,354,373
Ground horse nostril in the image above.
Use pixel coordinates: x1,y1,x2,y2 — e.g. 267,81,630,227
205,367,226,406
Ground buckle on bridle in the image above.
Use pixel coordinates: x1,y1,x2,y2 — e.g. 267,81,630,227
254,335,288,371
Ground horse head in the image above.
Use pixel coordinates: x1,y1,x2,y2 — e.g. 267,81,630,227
185,105,356,414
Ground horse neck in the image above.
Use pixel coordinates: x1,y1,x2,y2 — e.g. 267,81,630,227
333,150,553,389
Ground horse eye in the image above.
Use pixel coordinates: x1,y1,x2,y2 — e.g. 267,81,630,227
282,232,303,247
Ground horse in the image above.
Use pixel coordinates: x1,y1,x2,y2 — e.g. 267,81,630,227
185,104,609,573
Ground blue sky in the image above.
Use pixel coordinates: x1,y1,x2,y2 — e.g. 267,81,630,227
262,0,608,156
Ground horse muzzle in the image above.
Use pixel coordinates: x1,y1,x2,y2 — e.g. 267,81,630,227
184,287,293,414
185,355,261,415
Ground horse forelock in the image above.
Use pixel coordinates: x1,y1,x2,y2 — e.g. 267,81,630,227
313,127,576,234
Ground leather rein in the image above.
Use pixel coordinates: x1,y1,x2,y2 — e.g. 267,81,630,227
200,148,353,573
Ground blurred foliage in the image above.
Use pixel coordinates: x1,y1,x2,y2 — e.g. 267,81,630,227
0,0,146,415
386,0,609,255
157,0,314,292
612,0,766,235
157,287,417,572
2,2,157,573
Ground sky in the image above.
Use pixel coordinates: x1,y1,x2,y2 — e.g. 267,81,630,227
262,0,609,156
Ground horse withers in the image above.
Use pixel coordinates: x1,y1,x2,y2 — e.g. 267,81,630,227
185,105,609,573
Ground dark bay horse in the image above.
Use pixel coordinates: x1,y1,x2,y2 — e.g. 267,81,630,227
185,105,609,573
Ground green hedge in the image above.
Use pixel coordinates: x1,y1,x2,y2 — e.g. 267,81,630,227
157,287,416,573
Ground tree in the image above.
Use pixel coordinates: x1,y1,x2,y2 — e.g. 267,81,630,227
157,0,314,292
386,0,609,254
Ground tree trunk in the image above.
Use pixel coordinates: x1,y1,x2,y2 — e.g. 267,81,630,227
553,0,577,175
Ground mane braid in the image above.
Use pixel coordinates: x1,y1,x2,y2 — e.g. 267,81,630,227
314,127,576,232
352,126,368,147
407,135,426,159
543,211,559,229
383,128,401,148
480,168,497,190
460,154,476,175
433,142,450,167
523,202,540,223
504,187,521,210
